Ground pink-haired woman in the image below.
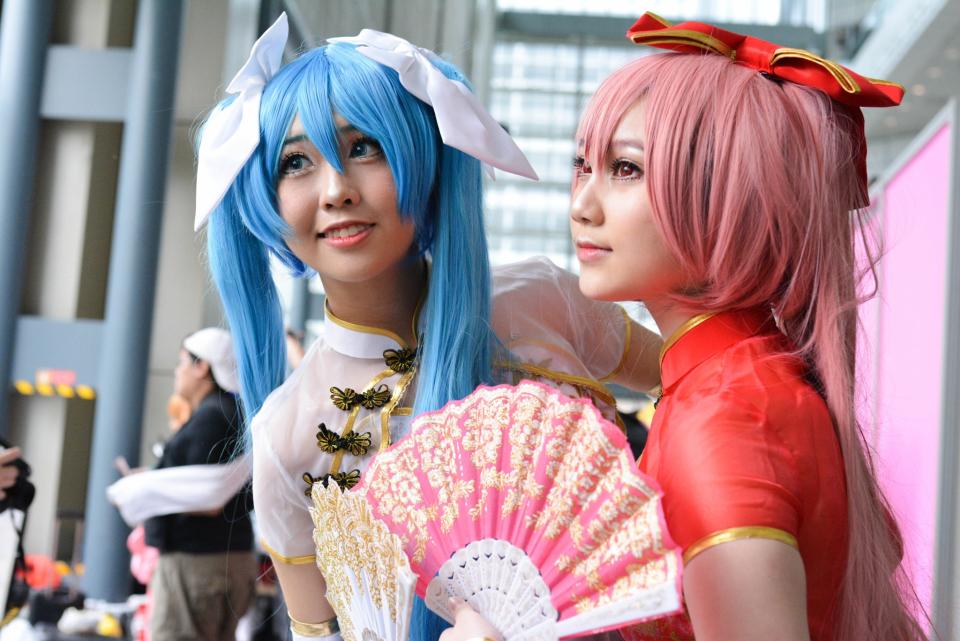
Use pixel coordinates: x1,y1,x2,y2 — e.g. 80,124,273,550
569,13,926,641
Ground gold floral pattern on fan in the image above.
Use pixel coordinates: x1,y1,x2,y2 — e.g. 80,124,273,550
357,382,682,622
311,483,415,641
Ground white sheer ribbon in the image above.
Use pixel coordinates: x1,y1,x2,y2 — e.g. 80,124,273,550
328,29,538,181
195,17,539,232
194,13,288,230
107,455,252,526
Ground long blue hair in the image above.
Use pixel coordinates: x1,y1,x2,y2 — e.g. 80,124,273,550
205,43,493,639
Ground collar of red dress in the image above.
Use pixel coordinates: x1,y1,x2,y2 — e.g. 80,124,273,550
659,308,776,393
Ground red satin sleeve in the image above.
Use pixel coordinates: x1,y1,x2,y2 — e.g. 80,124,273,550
644,390,804,560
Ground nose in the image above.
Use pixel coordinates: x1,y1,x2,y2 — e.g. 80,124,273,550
570,175,603,226
318,161,360,210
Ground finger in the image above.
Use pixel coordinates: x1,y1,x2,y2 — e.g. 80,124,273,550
450,597,478,622
0,489,6,500
0,447,21,465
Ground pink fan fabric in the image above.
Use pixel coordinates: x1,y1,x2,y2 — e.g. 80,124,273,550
354,380,682,632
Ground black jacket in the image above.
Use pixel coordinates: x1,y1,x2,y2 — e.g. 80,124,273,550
144,391,253,554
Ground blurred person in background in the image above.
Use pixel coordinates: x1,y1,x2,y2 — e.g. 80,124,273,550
0,446,22,503
143,328,255,641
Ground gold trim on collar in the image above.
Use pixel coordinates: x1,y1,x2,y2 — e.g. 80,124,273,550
325,302,409,348
323,262,427,351
658,312,717,367
684,526,798,564
260,538,316,565
289,615,339,637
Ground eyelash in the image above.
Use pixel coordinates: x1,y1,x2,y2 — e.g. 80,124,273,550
347,135,382,159
279,152,309,176
572,156,644,179
278,134,383,177
609,158,643,179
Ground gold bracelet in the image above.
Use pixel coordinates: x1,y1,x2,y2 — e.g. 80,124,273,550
289,614,339,637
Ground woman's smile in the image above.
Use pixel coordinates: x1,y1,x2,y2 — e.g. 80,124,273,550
319,221,375,247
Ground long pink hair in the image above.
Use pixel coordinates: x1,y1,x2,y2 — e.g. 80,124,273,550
578,53,926,641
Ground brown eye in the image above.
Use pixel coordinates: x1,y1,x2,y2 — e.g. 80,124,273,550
610,159,643,179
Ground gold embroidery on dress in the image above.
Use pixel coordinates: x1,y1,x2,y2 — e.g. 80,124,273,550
315,422,372,456
328,469,361,490
318,292,423,490
383,347,416,373
330,386,361,411
360,384,391,409
303,469,362,494
302,472,324,496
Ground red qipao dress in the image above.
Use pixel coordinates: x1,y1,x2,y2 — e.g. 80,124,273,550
622,309,848,641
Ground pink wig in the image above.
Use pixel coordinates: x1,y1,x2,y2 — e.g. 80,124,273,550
578,53,925,641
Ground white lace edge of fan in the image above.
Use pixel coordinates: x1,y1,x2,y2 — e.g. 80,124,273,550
340,564,417,641
425,539,681,641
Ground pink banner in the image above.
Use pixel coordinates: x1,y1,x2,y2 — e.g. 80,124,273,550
861,123,952,618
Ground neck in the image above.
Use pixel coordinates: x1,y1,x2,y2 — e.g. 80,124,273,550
645,297,704,342
322,256,426,346
187,382,214,410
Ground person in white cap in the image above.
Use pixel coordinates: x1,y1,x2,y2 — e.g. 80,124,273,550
143,328,256,641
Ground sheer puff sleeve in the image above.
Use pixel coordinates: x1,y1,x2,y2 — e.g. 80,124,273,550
251,413,318,564
646,390,804,563
492,257,630,382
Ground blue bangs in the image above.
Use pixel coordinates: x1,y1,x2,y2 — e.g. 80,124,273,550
206,39,492,641
207,40,494,454
233,43,440,277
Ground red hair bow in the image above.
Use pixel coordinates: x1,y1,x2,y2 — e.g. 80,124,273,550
626,12,904,205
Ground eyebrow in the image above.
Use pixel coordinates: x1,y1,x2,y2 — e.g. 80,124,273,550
281,124,361,148
281,133,308,147
610,138,645,151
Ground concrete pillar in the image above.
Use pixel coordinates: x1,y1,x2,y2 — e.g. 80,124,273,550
81,0,185,601
0,0,54,437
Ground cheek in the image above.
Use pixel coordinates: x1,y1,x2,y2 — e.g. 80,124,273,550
276,182,315,234
366,167,400,213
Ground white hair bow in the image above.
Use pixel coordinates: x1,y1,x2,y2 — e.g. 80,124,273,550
327,29,539,182
194,13,288,231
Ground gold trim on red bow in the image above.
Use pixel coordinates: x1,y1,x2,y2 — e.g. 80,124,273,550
625,12,904,208
627,12,903,108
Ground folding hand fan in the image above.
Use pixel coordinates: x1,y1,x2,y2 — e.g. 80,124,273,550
311,483,416,641
352,380,683,640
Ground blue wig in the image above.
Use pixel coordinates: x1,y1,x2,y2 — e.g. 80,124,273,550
206,43,494,640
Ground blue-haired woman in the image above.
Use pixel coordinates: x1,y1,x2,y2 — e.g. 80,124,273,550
196,15,662,641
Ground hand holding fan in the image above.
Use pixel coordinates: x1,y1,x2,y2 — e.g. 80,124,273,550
353,380,683,640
